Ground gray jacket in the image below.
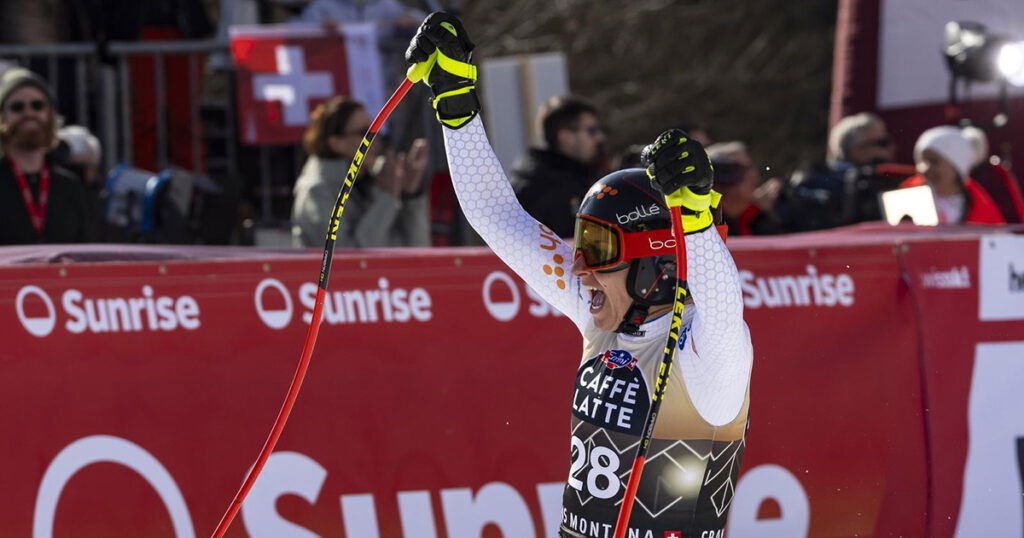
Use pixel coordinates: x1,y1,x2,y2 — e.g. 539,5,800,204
290,156,430,248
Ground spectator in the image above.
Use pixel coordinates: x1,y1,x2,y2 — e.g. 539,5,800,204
511,95,606,237
291,96,430,248
294,0,424,85
295,0,422,37
962,125,1024,223
0,67,91,244
899,126,1004,225
706,141,787,236
788,112,897,231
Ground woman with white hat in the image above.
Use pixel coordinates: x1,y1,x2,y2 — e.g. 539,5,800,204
899,125,1004,225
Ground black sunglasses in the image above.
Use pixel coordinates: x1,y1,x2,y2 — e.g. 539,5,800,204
6,99,47,113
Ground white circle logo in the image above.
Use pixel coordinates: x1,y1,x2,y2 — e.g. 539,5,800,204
33,435,195,538
16,285,56,337
482,271,520,322
254,278,293,329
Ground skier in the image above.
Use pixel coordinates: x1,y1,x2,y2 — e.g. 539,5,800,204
405,13,753,537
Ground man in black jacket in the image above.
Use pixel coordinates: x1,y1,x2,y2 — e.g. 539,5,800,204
511,95,605,237
0,67,91,245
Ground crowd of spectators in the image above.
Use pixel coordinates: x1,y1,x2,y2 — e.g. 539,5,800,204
0,0,1021,248
507,100,1019,239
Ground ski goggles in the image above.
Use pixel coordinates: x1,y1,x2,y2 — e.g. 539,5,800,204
573,215,677,271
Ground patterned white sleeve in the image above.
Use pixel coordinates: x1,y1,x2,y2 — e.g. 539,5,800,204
679,227,754,427
443,116,590,330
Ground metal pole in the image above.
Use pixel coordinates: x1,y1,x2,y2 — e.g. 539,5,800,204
100,64,118,169
155,54,168,169
75,55,88,125
119,55,133,165
225,70,238,188
260,146,271,223
46,54,58,95
189,53,201,173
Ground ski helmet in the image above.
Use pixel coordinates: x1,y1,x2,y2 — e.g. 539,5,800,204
574,169,677,335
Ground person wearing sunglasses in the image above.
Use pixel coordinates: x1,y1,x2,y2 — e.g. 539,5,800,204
406,13,752,537
0,67,92,245
291,95,430,248
510,95,608,238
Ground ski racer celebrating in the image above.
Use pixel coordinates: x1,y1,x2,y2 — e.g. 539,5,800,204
405,13,753,537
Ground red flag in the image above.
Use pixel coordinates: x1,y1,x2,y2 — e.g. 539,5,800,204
230,24,378,146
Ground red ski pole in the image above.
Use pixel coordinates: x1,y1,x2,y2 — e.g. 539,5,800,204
612,205,688,538
209,60,434,538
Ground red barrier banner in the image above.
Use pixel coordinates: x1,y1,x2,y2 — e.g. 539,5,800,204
2,227,1022,537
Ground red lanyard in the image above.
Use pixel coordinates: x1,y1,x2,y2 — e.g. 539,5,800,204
9,157,50,238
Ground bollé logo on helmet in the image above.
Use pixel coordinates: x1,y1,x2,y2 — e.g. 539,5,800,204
15,285,201,336
616,203,661,225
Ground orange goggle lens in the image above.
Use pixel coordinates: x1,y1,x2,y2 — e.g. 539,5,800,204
574,216,678,271
574,217,621,270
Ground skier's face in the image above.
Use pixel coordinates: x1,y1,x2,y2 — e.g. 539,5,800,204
572,257,633,332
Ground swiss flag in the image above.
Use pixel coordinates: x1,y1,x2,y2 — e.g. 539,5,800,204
664,532,682,538
229,23,384,145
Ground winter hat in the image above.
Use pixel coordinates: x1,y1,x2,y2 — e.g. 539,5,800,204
914,126,975,179
0,67,54,109
960,125,989,168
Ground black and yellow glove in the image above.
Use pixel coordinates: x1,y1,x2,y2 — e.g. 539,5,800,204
405,12,480,129
641,128,721,233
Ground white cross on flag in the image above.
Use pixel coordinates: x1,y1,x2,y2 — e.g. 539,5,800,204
664,532,682,538
229,23,385,145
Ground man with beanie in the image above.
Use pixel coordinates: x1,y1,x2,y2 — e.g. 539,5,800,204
0,67,92,244
899,125,1004,225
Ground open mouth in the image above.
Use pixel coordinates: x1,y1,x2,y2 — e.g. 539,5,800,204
589,289,606,314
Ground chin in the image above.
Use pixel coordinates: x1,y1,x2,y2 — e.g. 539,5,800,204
592,313,619,332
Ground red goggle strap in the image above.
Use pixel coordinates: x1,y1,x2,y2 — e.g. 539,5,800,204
620,227,677,260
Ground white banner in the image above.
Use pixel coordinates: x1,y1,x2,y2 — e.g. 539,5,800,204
978,235,1024,321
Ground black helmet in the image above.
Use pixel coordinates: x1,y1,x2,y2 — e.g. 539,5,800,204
574,169,677,335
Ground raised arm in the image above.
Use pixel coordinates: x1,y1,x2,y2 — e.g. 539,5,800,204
678,227,752,426
643,129,753,426
444,117,590,328
405,12,589,329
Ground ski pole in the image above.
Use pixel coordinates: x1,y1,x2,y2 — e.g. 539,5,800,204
612,206,688,538
209,59,435,538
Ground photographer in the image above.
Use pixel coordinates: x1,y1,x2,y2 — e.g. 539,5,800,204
788,112,900,231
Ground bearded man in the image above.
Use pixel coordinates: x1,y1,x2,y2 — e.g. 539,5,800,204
0,67,90,244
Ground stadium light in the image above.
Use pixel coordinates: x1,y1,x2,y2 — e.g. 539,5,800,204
945,21,1024,86
996,41,1024,87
